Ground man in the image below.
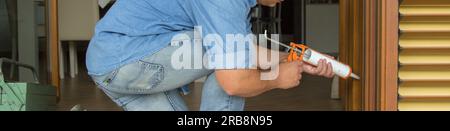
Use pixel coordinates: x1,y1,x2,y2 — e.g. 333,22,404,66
87,0,335,111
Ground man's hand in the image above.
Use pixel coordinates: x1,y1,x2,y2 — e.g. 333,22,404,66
273,61,303,89
281,52,335,78
303,56,335,78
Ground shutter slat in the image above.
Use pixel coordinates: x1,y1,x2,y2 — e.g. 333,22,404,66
400,6,450,17
400,49,450,65
400,22,450,33
399,101,450,111
400,82,450,98
400,38,450,49
402,0,450,6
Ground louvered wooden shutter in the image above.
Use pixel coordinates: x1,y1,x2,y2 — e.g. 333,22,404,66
399,0,450,111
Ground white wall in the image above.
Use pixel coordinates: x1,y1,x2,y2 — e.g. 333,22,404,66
306,4,339,53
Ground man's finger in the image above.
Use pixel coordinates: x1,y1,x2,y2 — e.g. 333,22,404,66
315,59,324,74
298,62,304,73
302,63,314,75
319,60,327,76
326,63,334,78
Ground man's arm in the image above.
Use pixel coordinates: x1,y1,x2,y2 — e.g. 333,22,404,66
216,60,303,97
216,54,335,97
216,44,335,97
215,70,274,97
215,43,296,97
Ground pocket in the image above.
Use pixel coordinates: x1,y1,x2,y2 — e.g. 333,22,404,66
104,60,164,94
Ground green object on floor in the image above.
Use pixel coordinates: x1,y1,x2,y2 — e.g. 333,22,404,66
0,58,56,111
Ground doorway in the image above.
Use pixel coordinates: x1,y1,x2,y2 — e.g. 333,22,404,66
43,0,400,111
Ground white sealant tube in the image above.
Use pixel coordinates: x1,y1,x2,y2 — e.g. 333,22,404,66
303,49,360,80
262,30,360,80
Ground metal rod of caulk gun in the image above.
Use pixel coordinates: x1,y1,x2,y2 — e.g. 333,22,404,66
263,31,360,80
263,31,303,53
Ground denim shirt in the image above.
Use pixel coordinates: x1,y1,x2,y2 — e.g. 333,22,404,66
86,0,258,76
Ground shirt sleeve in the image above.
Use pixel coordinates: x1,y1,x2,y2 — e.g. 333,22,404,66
191,0,258,69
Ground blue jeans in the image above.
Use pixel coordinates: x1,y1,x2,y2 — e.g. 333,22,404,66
90,43,245,111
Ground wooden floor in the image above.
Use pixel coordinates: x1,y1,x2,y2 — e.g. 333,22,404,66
1,38,343,111
56,66,343,111
56,70,122,111
184,75,344,111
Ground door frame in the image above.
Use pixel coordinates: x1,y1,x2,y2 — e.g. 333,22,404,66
339,0,398,111
377,0,398,111
47,0,61,99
